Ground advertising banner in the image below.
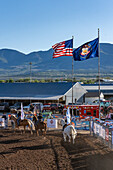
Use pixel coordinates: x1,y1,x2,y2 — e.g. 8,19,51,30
99,125,103,137
47,119,57,128
105,128,109,141
102,127,105,139
109,129,112,143
94,122,96,134
72,120,90,130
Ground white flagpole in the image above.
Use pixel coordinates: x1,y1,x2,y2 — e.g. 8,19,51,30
98,28,101,119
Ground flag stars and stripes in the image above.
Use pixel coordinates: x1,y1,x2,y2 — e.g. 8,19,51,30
52,39,73,58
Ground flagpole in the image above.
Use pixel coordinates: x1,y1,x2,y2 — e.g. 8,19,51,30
98,28,101,119
72,36,74,116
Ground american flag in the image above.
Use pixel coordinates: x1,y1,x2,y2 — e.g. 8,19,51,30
52,39,73,58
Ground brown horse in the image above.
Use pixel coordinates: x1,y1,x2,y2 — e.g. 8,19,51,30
33,115,47,136
10,114,34,134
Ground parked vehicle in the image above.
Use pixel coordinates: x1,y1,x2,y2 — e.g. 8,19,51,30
23,102,43,112
93,99,111,107
63,104,99,118
10,102,22,110
0,102,10,112
50,103,58,113
43,103,64,114
57,103,64,114
43,103,51,111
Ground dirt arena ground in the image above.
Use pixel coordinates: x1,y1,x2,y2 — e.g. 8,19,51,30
1,129,113,170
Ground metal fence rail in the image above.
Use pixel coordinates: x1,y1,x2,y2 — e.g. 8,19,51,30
90,119,113,150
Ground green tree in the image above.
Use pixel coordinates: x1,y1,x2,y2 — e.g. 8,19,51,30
34,79,39,83
5,79,9,83
24,78,30,82
0,80,5,83
9,79,14,83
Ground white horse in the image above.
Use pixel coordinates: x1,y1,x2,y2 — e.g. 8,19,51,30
63,125,77,144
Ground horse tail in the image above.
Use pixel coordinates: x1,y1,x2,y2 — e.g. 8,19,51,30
44,123,47,132
28,119,35,130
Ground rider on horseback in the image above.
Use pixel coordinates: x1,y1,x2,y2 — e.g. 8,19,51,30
62,116,72,131
17,111,21,126
38,113,43,122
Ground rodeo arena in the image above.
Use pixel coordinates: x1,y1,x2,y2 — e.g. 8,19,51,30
1,38,113,170
1,82,113,169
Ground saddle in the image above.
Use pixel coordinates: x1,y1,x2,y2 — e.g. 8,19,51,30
17,119,25,126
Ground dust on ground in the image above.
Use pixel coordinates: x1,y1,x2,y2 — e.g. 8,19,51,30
0,129,113,170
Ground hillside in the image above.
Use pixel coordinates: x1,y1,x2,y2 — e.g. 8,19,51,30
0,43,113,78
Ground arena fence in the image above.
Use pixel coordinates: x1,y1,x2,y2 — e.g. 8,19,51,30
90,119,113,150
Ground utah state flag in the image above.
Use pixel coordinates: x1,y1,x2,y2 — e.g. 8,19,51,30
73,38,99,61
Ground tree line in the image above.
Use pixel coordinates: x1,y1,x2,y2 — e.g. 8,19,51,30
0,78,98,84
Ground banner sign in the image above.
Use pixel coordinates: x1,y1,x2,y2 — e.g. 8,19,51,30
47,119,57,128
102,126,105,139
99,125,103,138
0,118,5,127
105,128,109,141
94,122,96,134
109,129,112,142
72,120,90,130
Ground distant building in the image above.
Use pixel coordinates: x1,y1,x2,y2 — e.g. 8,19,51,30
0,82,87,105
82,84,113,102
2,82,113,105
85,91,104,104
95,78,113,84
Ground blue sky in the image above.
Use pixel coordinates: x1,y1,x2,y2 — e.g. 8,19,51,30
0,0,113,54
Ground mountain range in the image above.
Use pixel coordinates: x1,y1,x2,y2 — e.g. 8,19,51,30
0,43,113,78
